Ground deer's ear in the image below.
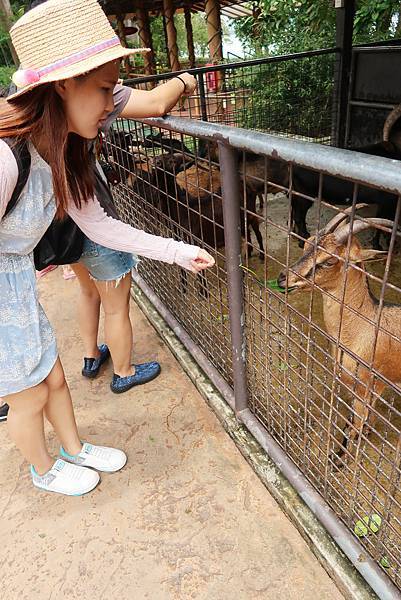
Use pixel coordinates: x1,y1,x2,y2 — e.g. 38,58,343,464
352,248,388,263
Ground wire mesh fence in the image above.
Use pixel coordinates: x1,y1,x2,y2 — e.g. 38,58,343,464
125,48,338,144
105,116,401,596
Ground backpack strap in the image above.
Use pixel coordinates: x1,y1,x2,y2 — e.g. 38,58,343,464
3,137,31,217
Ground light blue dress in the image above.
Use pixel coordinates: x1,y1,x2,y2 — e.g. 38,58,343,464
0,144,58,396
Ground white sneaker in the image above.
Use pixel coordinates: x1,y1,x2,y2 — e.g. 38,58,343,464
60,442,127,473
31,459,100,496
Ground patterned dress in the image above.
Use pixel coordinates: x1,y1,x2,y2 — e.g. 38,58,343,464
0,143,58,396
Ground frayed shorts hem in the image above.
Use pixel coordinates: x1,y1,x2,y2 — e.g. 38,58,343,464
79,238,139,286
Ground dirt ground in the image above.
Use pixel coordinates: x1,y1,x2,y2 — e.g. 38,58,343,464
0,267,344,600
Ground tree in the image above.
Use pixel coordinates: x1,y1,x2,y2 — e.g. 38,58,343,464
148,12,227,69
0,0,27,66
0,0,18,64
233,0,401,57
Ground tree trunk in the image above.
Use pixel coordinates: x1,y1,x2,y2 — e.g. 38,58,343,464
184,6,196,68
0,0,18,65
377,7,392,35
115,13,130,75
163,0,181,72
396,4,401,36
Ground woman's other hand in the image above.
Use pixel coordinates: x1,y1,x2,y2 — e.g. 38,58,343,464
180,73,197,95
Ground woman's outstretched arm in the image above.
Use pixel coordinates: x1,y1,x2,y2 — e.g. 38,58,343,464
67,194,214,273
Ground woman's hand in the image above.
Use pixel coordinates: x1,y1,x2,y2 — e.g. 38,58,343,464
179,72,197,95
189,248,215,273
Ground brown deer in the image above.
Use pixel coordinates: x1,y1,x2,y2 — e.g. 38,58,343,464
278,206,401,461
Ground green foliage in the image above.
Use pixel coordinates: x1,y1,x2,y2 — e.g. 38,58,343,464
0,64,13,86
234,0,401,56
131,12,226,70
237,53,335,139
0,0,27,66
232,0,401,141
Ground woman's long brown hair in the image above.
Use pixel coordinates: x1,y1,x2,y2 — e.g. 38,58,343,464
0,83,94,217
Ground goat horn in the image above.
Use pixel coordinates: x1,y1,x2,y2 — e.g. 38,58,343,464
321,203,369,235
334,217,395,243
383,103,401,141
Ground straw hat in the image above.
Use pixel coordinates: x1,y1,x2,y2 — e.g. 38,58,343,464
7,0,149,100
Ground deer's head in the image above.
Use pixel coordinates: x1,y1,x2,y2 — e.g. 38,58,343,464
278,205,392,292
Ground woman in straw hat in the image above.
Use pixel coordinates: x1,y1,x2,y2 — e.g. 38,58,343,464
0,0,214,496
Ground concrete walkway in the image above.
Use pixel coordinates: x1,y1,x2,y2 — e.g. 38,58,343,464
0,269,344,600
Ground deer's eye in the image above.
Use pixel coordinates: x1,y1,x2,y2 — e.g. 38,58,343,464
318,258,337,269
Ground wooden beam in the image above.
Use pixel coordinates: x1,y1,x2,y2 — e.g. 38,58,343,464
162,14,171,69
115,13,130,75
205,0,223,64
136,0,156,75
163,0,181,72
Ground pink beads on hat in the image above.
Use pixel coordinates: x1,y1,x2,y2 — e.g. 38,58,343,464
12,68,40,88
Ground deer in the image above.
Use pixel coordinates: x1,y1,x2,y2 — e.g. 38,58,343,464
278,206,401,463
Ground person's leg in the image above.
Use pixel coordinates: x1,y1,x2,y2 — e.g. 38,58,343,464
79,242,160,392
6,358,126,489
94,272,134,378
43,357,82,456
70,262,101,359
5,371,100,496
5,382,53,475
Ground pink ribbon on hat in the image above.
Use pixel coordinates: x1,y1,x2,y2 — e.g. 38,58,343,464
12,36,121,89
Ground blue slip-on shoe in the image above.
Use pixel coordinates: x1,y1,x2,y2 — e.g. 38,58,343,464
82,344,110,379
0,403,9,422
110,361,161,394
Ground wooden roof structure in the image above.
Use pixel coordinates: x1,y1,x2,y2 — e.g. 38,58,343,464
101,1,252,19
100,0,251,76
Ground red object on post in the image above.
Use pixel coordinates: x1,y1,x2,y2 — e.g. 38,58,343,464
205,64,218,92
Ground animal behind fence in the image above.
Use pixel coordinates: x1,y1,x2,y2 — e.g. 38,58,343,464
106,129,265,261
278,206,401,463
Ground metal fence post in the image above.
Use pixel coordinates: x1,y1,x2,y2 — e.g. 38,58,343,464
333,0,355,147
218,141,248,413
197,73,209,122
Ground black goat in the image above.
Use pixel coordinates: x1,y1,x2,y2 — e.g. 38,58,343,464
290,141,400,249
142,132,192,156
289,103,401,248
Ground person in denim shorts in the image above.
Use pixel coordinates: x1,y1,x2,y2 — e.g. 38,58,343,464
70,79,198,394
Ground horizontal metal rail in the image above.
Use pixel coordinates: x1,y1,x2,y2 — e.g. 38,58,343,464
125,47,339,86
138,115,401,195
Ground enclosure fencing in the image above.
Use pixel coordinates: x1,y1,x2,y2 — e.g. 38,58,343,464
105,115,401,599
125,48,339,145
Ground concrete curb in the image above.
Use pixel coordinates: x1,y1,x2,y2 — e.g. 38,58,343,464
132,283,379,600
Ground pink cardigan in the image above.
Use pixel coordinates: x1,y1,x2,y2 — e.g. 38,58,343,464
0,139,199,269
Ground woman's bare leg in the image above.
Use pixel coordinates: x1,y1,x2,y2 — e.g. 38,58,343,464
5,358,82,474
43,358,82,456
5,382,53,475
71,263,101,358
94,273,134,377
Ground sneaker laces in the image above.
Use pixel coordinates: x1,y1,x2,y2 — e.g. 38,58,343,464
82,443,112,461
53,459,87,480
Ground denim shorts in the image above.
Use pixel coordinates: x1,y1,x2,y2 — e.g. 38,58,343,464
79,237,139,282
